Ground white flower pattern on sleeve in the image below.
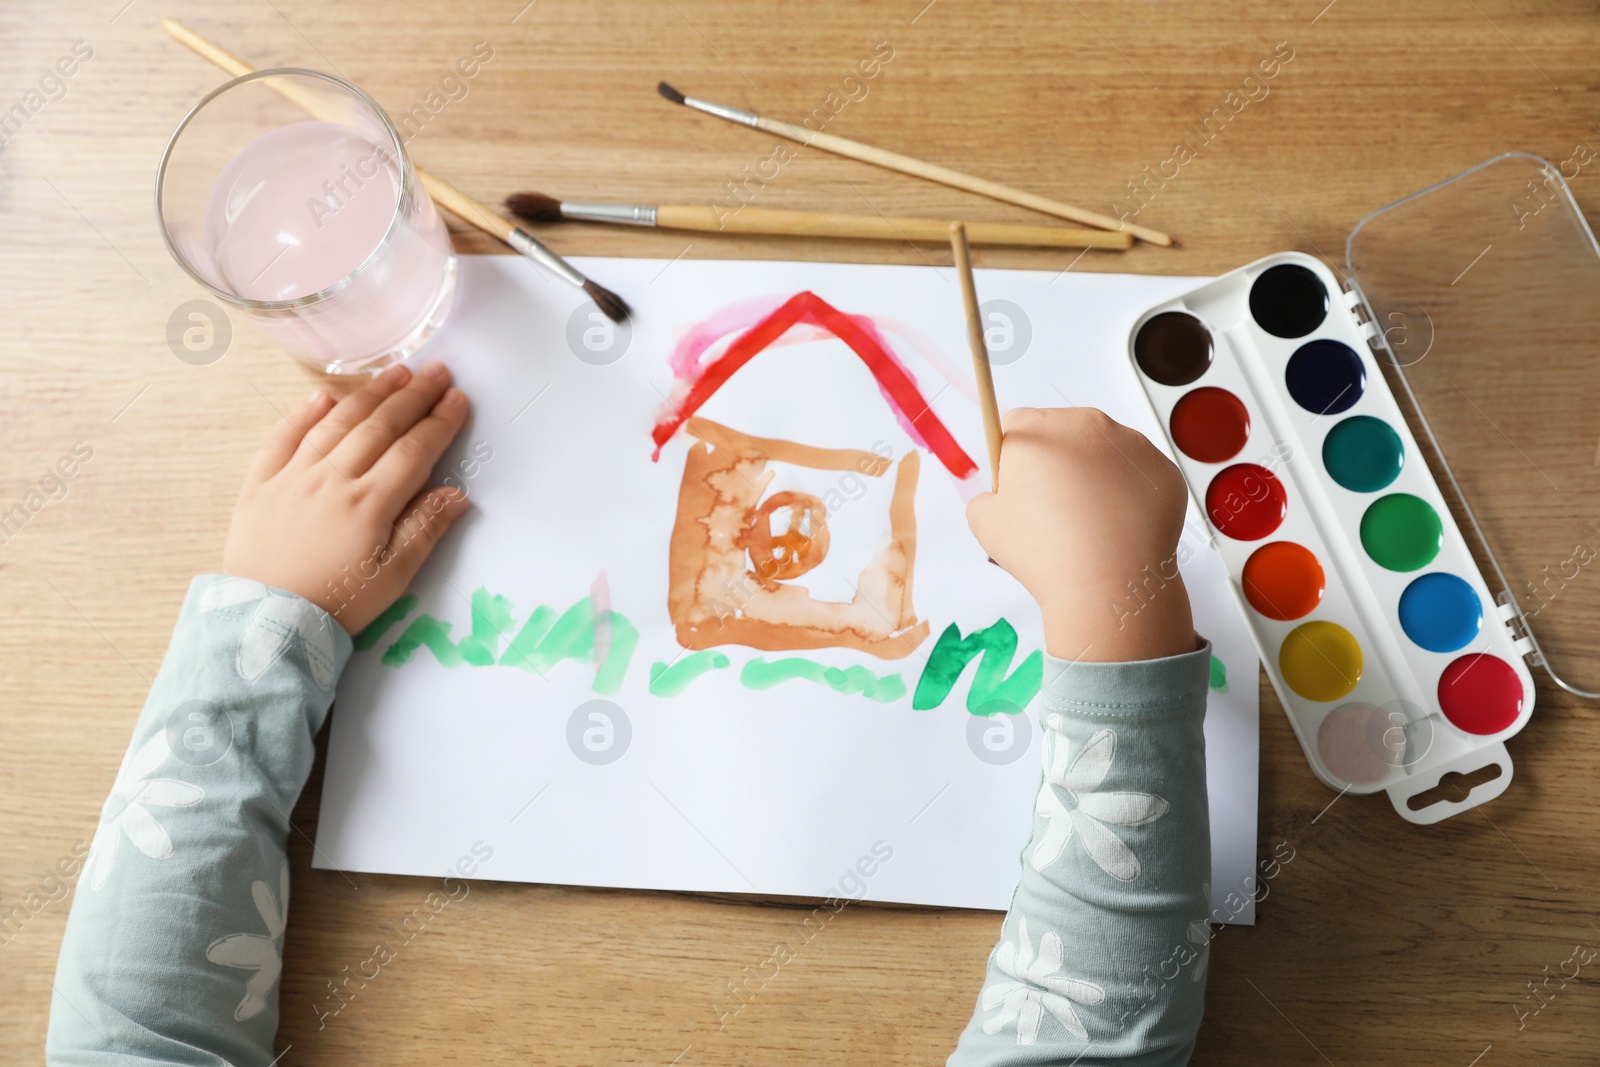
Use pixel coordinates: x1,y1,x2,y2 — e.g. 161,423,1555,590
200,577,338,690
83,732,206,892
980,916,1106,1045
206,861,290,1022
1031,723,1170,881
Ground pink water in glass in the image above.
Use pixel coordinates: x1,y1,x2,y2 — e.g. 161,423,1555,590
203,120,454,371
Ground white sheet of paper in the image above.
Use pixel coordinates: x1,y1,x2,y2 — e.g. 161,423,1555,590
314,254,1261,924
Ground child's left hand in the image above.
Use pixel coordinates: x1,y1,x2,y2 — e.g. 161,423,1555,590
223,360,471,634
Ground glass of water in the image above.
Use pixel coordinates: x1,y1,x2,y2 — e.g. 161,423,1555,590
156,68,456,374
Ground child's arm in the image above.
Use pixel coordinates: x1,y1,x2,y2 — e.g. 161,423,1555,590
48,362,470,1065
950,408,1212,1066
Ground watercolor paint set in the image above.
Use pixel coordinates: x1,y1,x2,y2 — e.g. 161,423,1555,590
1127,154,1600,822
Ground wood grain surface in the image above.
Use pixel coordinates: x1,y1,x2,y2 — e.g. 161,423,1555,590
3,2,1599,1064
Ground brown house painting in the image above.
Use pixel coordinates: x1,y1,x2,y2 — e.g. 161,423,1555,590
652,291,979,662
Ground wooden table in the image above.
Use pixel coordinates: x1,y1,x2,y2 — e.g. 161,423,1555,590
4,1,1598,1063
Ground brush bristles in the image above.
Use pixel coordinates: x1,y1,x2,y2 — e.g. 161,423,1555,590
657,81,686,105
504,191,564,222
583,279,631,324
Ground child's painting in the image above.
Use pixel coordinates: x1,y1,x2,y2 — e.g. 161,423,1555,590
315,255,1262,921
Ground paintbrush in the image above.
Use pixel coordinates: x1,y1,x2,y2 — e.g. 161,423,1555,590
505,191,1133,250
161,18,629,323
948,223,1003,489
656,82,1172,248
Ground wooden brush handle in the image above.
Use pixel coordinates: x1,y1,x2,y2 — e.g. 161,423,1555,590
163,18,517,246
163,18,256,80
162,19,341,124
949,223,1003,489
421,174,515,241
753,114,1171,247
656,205,1131,249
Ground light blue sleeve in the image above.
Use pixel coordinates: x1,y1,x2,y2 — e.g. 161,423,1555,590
948,641,1213,1067
47,574,352,1067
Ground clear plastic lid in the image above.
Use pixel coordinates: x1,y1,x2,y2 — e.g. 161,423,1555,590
1348,152,1600,698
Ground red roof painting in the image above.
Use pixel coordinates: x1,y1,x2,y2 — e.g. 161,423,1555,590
651,291,979,480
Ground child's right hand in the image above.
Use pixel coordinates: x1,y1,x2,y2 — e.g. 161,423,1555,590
965,407,1197,662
